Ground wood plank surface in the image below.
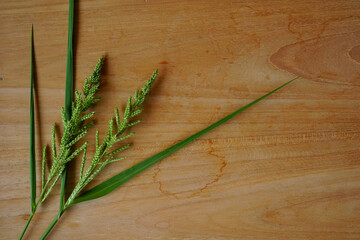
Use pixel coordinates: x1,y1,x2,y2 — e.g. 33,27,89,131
1,0,359,239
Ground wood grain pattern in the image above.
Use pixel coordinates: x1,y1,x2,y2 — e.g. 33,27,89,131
1,0,359,239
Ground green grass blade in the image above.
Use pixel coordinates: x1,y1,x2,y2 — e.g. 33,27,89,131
60,0,75,211
30,25,36,212
71,76,299,205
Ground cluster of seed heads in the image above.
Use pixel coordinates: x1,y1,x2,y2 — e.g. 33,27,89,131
39,56,157,208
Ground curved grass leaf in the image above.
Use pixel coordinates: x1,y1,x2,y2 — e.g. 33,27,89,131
30,25,36,212
60,0,75,212
72,76,299,205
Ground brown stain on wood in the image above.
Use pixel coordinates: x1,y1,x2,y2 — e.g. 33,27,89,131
152,167,180,199
187,139,227,198
152,139,227,199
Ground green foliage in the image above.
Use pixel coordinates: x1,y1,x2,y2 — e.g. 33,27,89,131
72,76,299,205
36,64,157,240
20,51,158,239
29,25,36,213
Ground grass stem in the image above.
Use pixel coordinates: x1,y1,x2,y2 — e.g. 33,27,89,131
39,209,66,240
18,211,34,240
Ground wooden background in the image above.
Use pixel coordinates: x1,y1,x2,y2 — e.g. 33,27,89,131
1,0,359,239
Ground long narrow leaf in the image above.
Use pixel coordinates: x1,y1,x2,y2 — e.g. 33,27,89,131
72,76,299,205
60,0,75,211
29,25,36,212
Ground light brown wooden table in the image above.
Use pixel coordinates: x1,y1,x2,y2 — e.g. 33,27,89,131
1,0,360,239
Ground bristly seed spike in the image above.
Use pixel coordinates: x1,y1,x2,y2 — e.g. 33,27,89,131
34,56,105,207
115,108,120,127
63,70,157,209
51,125,57,158
95,130,99,149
